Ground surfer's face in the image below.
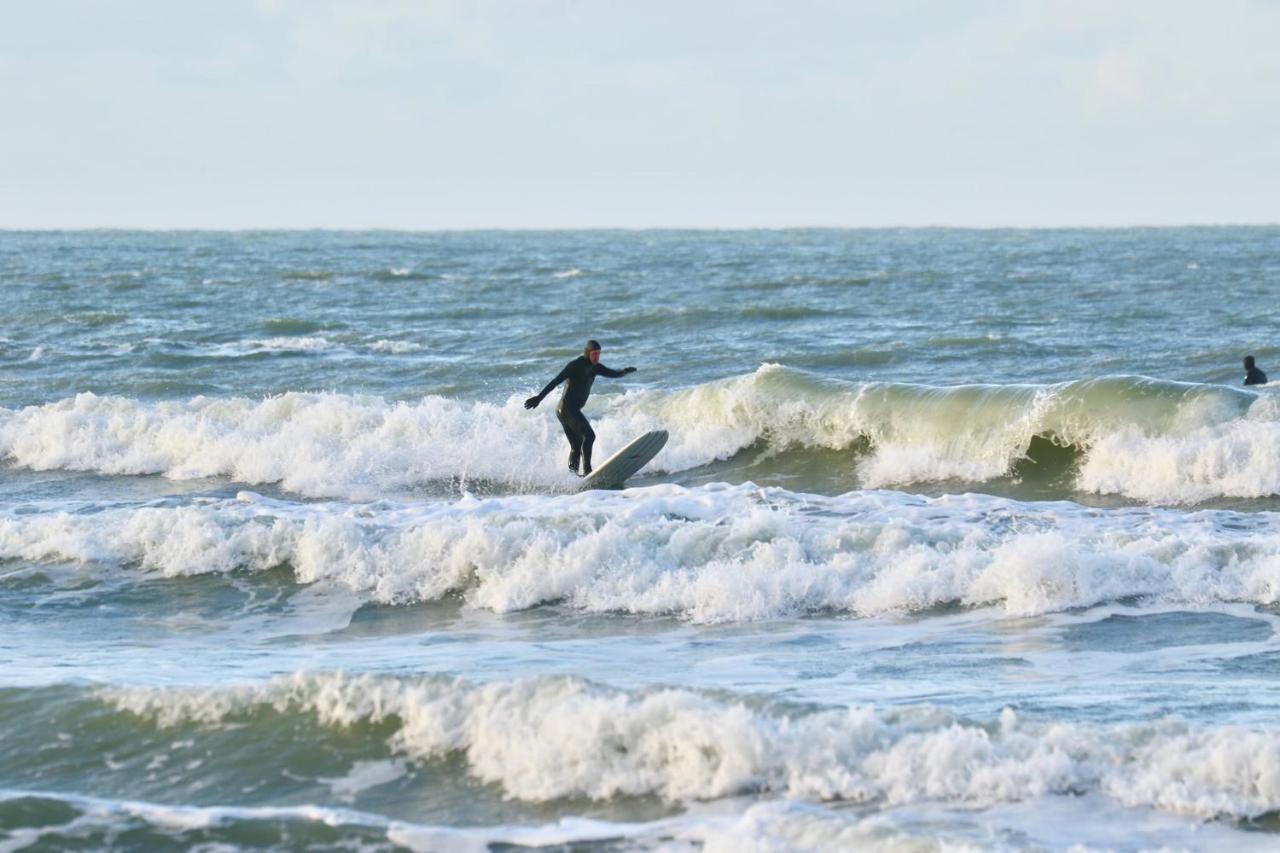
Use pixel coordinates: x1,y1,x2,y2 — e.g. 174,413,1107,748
588,350,601,364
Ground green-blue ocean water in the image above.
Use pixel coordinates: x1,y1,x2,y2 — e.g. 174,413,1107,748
2,229,1280,851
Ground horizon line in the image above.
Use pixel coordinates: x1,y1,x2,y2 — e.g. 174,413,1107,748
2,222,1279,234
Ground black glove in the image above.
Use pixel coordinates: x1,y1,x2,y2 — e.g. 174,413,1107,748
524,396,541,409
623,366,637,374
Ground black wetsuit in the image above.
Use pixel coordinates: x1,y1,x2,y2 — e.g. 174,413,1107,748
1246,366,1268,386
534,356,628,473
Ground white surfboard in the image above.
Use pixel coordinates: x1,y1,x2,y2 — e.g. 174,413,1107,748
578,429,668,490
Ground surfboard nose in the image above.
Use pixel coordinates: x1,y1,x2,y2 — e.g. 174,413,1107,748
578,429,669,490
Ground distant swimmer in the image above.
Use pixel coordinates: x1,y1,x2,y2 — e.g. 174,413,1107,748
1244,355,1268,386
526,339,636,476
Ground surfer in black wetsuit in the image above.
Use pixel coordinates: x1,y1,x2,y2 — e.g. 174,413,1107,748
525,340,637,475
1244,355,1268,386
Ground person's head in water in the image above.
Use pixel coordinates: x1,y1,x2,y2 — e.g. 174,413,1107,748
584,339,601,365
1243,355,1268,386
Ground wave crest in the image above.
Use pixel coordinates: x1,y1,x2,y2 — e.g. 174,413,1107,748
101,672,1280,818
0,367,1274,502
7,487,1280,620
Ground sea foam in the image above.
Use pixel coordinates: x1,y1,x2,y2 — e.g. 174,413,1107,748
102,672,1280,819
1,368,1277,503
0,789,997,853
6,486,1280,621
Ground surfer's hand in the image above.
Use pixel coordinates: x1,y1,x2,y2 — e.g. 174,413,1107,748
623,366,637,374
524,396,541,409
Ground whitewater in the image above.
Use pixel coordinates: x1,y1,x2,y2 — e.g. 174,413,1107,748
3,228,1280,851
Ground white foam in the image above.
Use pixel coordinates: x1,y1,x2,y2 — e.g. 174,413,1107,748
238,336,335,353
321,759,408,801
6,486,1280,621
1,368,1277,503
604,369,1280,502
102,673,1280,820
1079,401,1280,502
369,339,422,353
0,391,574,498
0,787,402,846
0,788,1014,853
183,336,340,359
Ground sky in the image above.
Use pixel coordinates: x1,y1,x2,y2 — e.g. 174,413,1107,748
2,0,1278,229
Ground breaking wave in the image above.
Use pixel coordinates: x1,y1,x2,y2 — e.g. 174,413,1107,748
5,486,1280,621
90,672,1280,819
0,366,1276,503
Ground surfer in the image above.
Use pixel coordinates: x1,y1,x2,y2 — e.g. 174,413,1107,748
525,340,636,476
1244,355,1268,386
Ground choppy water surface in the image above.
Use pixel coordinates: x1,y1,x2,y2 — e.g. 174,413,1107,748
2,229,1280,851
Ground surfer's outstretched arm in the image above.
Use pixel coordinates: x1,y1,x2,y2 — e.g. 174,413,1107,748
525,362,572,409
594,364,636,379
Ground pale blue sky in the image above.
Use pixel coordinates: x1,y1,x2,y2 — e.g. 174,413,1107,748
2,0,1278,228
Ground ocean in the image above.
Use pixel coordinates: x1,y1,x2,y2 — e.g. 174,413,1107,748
2,228,1280,851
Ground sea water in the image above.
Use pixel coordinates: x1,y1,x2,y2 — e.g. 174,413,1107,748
2,228,1280,851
